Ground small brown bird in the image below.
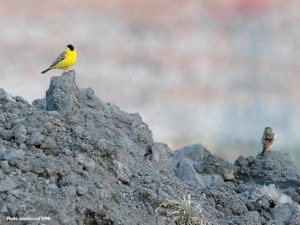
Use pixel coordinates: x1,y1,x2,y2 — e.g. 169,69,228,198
261,127,275,155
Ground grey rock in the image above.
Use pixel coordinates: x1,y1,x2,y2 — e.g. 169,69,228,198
15,96,29,105
47,183,59,191
32,98,47,110
0,88,15,103
173,157,203,185
13,118,26,126
46,71,83,124
115,160,132,185
7,205,18,216
13,125,27,145
75,153,96,171
98,189,112,201
270,203,299,225
41,137,57,150
27,131,44,146
0,177,23,192
61,148,72,156
0,144,7,152
145,142,174,175
0,205,8,214
61,185,77,197
15,160,31,172
76,186,88,196
0,149,25,161
1,160,10,173
71,125,84,138
1,129,13,140
0,170,5,180
235,151,300,202
45,110,62,117
0,113,5,123
8,189,25,199
59,212,74,225
254,195,274,212
173,143,235,185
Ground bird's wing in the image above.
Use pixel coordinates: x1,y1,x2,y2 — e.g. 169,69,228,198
262,133,274,150
262,138,273,150
50,51,66,67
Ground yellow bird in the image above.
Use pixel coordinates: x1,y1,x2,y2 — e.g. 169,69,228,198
41,44,77,73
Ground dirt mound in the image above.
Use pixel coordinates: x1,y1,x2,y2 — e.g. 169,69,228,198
0,71,299,225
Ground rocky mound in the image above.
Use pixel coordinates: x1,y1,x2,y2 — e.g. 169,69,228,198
174,145,300,224
0,71,299,225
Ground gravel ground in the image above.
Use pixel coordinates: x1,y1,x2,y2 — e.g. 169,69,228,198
0,72,299,225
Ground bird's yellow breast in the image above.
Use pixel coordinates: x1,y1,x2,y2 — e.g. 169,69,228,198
53,48,77,70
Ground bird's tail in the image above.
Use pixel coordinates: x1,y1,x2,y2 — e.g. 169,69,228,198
41,68,51,74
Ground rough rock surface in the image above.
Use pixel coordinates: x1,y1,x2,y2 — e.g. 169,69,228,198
0,71,299,225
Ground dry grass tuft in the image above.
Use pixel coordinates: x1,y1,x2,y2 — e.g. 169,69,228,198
156,195,210,225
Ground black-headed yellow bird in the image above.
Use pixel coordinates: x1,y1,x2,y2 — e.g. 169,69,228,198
41,44,77,73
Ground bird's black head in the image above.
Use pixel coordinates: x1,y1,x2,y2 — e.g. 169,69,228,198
67,44,74,51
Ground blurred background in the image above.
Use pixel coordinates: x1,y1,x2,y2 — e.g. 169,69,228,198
1,0,300,164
